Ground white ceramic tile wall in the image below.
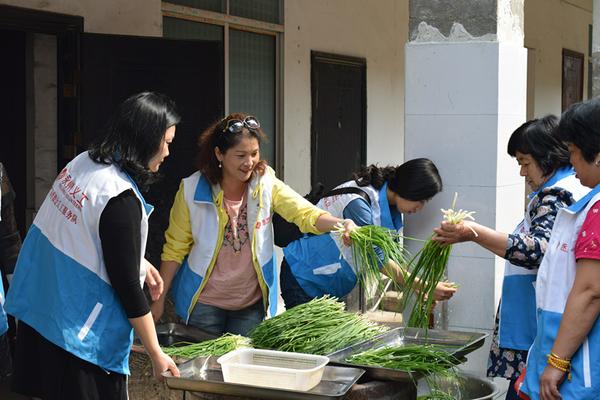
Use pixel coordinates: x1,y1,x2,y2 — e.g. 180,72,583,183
405,39,527,335
404,184,498,258
446,255,498,329
405,114,500,187
455,331,494,376
405,42,501,116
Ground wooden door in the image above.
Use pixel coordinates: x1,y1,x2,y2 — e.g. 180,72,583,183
311,51,366,191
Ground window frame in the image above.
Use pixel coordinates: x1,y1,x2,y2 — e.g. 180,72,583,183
161,1,284,172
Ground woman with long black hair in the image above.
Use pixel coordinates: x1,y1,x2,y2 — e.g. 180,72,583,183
280,158,457,309
6,92,180,400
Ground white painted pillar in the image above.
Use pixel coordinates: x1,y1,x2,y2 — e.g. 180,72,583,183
404,1,527,376
593,0,600,97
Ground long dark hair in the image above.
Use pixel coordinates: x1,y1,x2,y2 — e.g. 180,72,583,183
197,112,268,184
88,92,180,189
557,98,600,163
507,115,570,175
353,158,442,201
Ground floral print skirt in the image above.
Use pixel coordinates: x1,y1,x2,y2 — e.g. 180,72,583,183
487,307,527,380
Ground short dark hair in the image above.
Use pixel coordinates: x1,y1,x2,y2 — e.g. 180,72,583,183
197,112,268,184
557,97,600,163
507,115,570,176
88,92,180,189
353,158,443,201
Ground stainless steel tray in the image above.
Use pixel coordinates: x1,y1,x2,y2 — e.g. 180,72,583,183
155,323,217,346
163,355,365,400
326,327,488,382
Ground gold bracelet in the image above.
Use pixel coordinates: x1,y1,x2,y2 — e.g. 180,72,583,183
547,356,569,372
548,353,571,369
547,353,572,381
550,352,571,362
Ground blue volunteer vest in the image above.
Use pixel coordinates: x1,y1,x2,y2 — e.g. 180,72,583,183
499,168,587,350
522,185,600,400
5,152,152,374
0,173,9,336
0,271,7,336
170,170,280,322
283,182,402,298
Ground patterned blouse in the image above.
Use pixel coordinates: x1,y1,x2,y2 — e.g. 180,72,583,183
487,186,576,380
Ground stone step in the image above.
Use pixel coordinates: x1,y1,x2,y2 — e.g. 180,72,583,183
363,309,403,327
379,290,404,313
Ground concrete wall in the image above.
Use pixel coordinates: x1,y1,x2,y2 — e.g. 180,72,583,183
525,0,592,117
283,0,409,193
497,0,524,44
0,0,162,36
32,33,57,210
409,0,497,40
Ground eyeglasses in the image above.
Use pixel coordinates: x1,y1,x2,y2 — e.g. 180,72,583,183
222,116,260,134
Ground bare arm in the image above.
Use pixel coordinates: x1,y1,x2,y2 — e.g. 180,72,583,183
129,312,179,379
433,221,508,258
381,259,457,301
435,188,575,269
314,213,352,232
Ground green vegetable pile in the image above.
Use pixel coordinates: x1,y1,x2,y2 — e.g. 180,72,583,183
161,333,251,359
345,343,459,375
249,296,388,355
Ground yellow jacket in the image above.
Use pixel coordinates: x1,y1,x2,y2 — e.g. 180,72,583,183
162,166,327,319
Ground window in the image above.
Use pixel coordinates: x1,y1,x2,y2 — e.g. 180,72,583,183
162,0,282,166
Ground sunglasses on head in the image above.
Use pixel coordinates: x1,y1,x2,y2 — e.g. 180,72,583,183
221,116,261,134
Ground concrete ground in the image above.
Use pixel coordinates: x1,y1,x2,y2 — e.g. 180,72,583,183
491,377,510,399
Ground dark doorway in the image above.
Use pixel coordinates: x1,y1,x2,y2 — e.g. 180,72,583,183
311,51,366,191
0,29,26,235
0,5,82,235
80,33,224,265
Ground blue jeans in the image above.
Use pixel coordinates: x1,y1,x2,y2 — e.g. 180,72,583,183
187,299,265,336
280,258,314,309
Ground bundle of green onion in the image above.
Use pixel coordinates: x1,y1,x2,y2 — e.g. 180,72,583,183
335,224,410,295
417,390,456,400
403,193,475,328
161,333,251,359
418,374,466,400
345,344,458,375
249,296,388,355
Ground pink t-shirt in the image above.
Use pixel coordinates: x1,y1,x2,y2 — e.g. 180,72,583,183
197,195,262,310
575,200,600,261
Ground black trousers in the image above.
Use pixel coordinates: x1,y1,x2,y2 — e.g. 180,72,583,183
12,322,127,400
